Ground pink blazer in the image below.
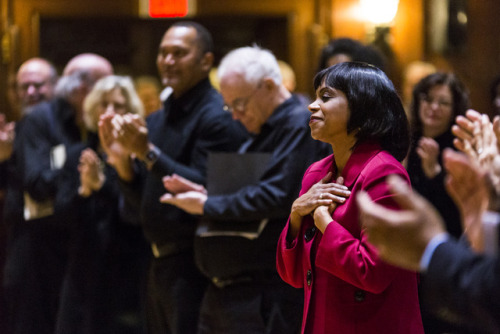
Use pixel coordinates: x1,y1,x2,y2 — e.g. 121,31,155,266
277,142,424,334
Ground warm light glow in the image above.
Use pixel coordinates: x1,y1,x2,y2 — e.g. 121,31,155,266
149,0,188,18
138,0,197,18
359,0,400,25
457,11,468,25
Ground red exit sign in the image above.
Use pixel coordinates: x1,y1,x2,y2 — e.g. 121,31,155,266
149,0,189,18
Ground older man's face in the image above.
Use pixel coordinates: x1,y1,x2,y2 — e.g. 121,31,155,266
17,61,55,108
220,72,268,135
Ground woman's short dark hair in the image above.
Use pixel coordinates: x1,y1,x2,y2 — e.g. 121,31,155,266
313,62,409,161
410,72,469,135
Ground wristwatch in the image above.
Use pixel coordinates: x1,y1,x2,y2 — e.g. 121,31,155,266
143,145,161,168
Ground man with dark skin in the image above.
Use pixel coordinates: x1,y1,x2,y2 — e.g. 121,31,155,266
99,22,246,334
160,45,331,334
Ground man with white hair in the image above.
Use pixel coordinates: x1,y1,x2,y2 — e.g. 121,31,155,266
16,57,59,110
4,53,112,334
161,45,330,333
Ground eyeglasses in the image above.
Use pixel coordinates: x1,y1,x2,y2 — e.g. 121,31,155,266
223,83,261,114
17,81,48,92
419,94,453,109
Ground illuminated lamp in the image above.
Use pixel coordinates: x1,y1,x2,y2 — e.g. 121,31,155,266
359,0,399,60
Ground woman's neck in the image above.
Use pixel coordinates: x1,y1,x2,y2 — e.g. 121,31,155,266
330,136,356,176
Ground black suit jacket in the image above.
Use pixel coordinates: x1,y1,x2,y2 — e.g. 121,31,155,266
422,238,500,333
21,98,88,228
197,95,331,278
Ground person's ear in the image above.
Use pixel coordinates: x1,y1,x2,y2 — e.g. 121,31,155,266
200,52,214,73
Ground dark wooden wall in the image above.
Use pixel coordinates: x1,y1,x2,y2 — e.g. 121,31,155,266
1,0,500,117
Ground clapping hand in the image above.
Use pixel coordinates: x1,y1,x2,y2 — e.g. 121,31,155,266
452,110,500,210
110,113,149,160
78,148,105,197
453,109,497,170
98,111,134,181
160,174,207,215
162,173,207,195
0,114,15,162
416,137,441,178
448,110,500,252
358,175,445,271
443,149,489,252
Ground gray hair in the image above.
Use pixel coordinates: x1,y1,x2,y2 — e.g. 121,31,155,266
217,46,282,86
83,75,144,132
54,70,92,100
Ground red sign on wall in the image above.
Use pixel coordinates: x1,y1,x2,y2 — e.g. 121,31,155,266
149,0,188,18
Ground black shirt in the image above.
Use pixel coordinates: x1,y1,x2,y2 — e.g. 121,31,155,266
407,130,462,238
1,118,26,228
205,95,330,220
21,98,88,226
198,95,331,277
120,78,247,244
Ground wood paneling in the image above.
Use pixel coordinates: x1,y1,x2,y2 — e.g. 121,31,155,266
38,15,290,78
197,0,316,94
430,1,500,116
1,0,500,114
12,0,138,62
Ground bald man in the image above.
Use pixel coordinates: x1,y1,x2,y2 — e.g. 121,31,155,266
0,57,58,334
57,53,113,129
100,22,246,334
0,58,57,162
21,52,112,219
16,57,58,110
3,53,112,334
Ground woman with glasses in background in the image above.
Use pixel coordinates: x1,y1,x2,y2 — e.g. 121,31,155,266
406,72,470,334
407,72,469,238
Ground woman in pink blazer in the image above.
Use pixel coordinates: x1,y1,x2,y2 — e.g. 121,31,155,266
276,62,424,333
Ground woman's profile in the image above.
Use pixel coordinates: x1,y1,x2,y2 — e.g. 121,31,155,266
276,62,424,334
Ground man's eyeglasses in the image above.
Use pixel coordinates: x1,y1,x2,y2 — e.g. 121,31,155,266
419,94,452,109
223,84,261,114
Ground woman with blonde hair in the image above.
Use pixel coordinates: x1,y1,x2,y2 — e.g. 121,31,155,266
83,75,144,132
56,75,148,334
